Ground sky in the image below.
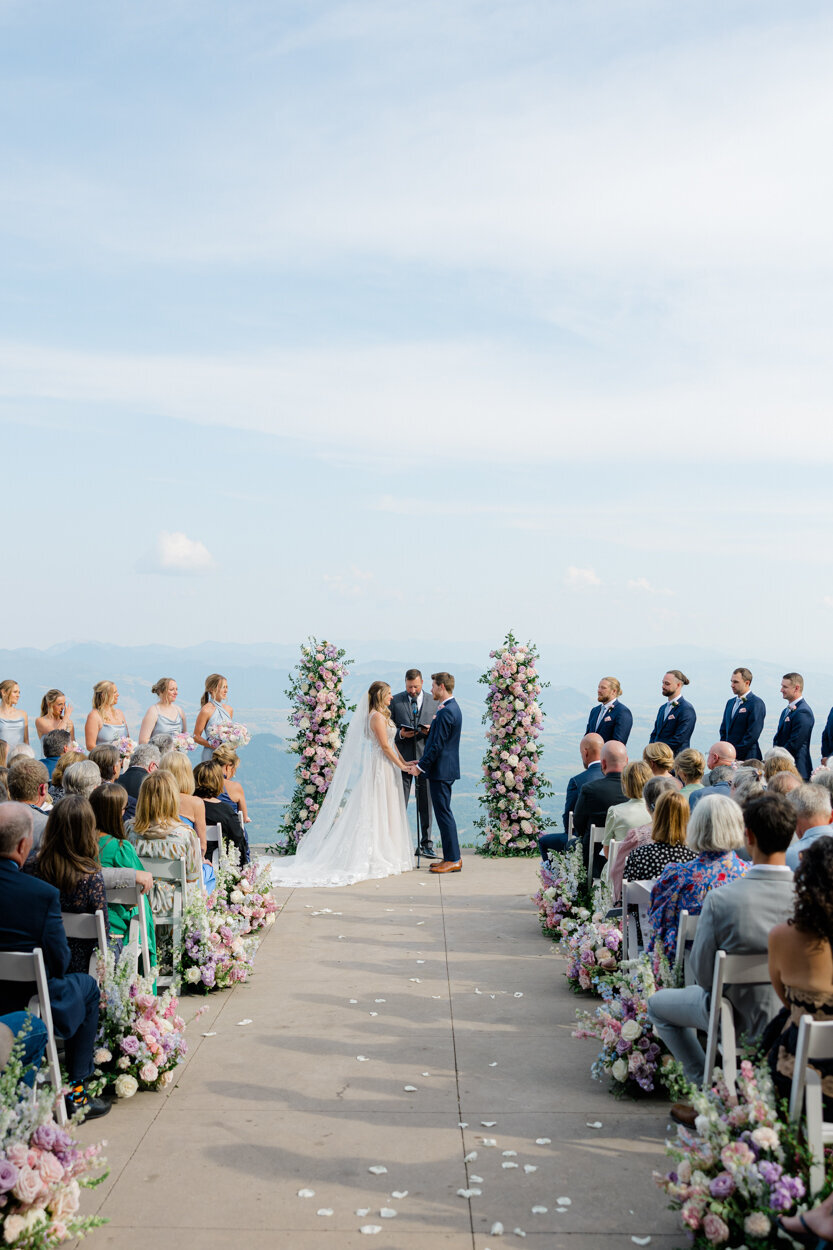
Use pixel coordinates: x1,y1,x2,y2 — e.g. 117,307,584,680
3,0,833,660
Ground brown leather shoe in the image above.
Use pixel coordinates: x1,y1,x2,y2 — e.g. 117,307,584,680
670,1101,697,1127
429,859,462,873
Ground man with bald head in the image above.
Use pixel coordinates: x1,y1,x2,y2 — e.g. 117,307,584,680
690,743,736,809
572,740,629,877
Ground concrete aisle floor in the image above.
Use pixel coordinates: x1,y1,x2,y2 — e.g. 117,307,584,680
78,850,682,1249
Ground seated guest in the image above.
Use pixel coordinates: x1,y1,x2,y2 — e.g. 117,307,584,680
119,744,161,820
767,770,801,798
647,793,795,1115
88,745,120,784
773,671,814,780
648,794,749,961
31,795,111,975
212,744,250,822
0,740,7,767
0,803,110,1119
642,742,680,786
0,679,29,747
730,767,765,803
674,748,706,799
768,834,833,1116
193,761,249,864
127,771,201,920
7,744,35,764
7,758,51,850
84,680,129,752
62,760,102,801
572,740,628,877
622,790,695,885
152,734,174,754
602,760,651,853
35,689,75,748
48,749,86,801
649,670,696,753
785,784,833,871
89,783,157,969
41,728,72,779
138,677,187,745
0,768,8,801
159,750,207,853
741,758,765,775
0,1012,49,1088
690,765,734,809
548,733,603,857
764,751,801,784
610,776,677,903
584,677,633,744
811,768,833,805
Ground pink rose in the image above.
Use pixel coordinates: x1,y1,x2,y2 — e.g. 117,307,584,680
37,1152,65,1186
13,1164,44,1204
702,1213,729,1244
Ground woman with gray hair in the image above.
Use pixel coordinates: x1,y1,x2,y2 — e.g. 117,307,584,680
62,760,102,801
648,794,749,961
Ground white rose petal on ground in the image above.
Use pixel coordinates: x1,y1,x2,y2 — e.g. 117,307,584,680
514,992,524,998
470,1174,484,1183
317,1209,334,1216
349,999,358,1004
409,978,422,983
297,1189,315,1198
513,1229,526,1238
557,1197,572,1206
631,1240,651,1246
490,1222,504,1235
458,1122,468,1128
369,1012,378,1017
201,1032,217,1037
481,1138,497,1146
403,1085,418,1092
416,960,425,964
356,1056,370,1062
356,1208,370,1216
391,1191,408,1200
531,1206,548,1214
421,1072,430,1076
368,1165,388,1175
237,1019,253,1025
380,1208,397,1218
535,1137,551,1145
501,1150,517,1157
482,1121,497,1127
501,1161,519,1169
489,1062,498,1067
475,988,482,994
464,1151,478,1162
374,999,386,1003
360,1226,382,1234
523,1165,537,1174
586,1121,603,1129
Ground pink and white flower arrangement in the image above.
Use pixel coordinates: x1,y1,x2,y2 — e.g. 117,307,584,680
0,1025,107,1248
656,1060,807,1246
562,915,622,994
574,956,667,1095
476,632,553,857
272,638,353,855
172,732,197,753
117,736,138,761
532,846,588,937
206,722,251,750
178,849,257,992
96,949,188,1093
211,844,279,939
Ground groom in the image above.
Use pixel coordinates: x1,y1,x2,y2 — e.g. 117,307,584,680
407,672,463,874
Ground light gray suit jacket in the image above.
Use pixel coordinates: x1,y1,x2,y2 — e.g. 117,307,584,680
688,864,795,1042
391,691,439,763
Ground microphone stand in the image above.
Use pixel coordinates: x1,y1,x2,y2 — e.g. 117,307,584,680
412,702,422,869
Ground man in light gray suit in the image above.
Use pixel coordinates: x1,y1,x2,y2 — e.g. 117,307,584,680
390,669,439,859
647,792,795,1116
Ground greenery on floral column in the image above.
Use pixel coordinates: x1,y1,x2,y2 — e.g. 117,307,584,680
475,631,553,857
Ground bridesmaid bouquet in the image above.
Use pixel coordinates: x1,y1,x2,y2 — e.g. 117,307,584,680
116,736,137,760
206,722,251,750
0,1027,107,1248
172,732,197,753
95,948,188,1096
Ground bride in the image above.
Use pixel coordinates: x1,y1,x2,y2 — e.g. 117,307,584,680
270,680,414,888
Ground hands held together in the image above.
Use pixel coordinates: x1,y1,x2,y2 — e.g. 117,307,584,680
403,761,421,776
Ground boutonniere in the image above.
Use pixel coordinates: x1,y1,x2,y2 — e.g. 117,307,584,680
671,701,679,708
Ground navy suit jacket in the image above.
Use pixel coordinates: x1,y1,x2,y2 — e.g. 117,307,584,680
562,760,602,830
418,698,462,785
822,706,833,760
773,698,815,780
720,692,766,761
584,701,633,745
0,858,91,1037
649,696,696,753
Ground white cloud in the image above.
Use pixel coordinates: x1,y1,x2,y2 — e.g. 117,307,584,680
565,566,601,589
153,531,215,574
627,577,674,597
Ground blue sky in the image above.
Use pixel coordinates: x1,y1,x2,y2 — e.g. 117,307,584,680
3,1,833,658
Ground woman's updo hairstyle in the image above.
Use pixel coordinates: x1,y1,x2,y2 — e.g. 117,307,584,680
152,678,176,699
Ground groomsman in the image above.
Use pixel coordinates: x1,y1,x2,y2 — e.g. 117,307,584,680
720,667,766,760
822,704,833,766
649,670,696,754
773,672,814,780
584,677,633,744
391,669,438,858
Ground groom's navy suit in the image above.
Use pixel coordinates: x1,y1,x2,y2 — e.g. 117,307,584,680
417,697,462,863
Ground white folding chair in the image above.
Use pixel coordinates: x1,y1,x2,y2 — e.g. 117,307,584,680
61,909,109,980
567,811,574,841
105,883,152,978
702,950,772,1094
788,1015,833,1197
607,838,623,880
0,948,66,1125
587,824,604,877
138,857,188,988
620,879,656,960
674,910,700,986
204,823,221,872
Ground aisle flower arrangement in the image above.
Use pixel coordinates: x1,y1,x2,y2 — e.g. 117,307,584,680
655,1060,808,1246
95,950,188,1096
562,914,622,994
212,847,279,938
531,845,587,938
574,956,666,1095
273,638,353,855
476,632,553,857
206,721,251,750
0,1029,108,1248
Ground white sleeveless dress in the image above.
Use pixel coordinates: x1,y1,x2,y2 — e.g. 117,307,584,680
270,712,413,888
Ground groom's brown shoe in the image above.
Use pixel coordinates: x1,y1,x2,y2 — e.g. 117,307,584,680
429,859,462,873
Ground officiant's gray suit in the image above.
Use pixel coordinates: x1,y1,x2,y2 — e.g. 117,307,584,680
391,689,438,854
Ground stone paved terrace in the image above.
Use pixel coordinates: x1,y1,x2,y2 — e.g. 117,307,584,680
78,850,682,1249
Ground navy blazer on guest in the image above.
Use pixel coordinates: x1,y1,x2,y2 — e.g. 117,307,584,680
822,706,833,760
0,858,91,1037
720,691,766,760
649,696,696,753
584,701,633,745
773,698,815,780
562,760,602,831
417,698,462,785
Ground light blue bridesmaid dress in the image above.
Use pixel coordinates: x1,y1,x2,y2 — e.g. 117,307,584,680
201,700,231,761
0,715,26,747
151,710,183,742
96,720,128,746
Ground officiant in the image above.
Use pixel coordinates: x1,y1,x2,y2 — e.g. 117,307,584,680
391,669,438,859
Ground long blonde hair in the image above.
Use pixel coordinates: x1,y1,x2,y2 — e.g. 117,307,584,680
92,680,117,713
200,673,227,707
132,770,182,833
367,681,391,719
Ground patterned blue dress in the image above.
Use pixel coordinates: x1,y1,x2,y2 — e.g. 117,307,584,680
648,850,749,960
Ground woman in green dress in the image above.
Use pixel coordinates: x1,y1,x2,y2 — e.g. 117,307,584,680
89,781,157,970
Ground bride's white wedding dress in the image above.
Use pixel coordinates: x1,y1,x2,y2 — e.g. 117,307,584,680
270,705,413,888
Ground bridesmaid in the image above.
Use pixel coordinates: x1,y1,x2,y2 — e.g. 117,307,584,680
0,679,29,747
85,680,129,751
193,673,233,762
35,688,75,746
138,678,187,745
